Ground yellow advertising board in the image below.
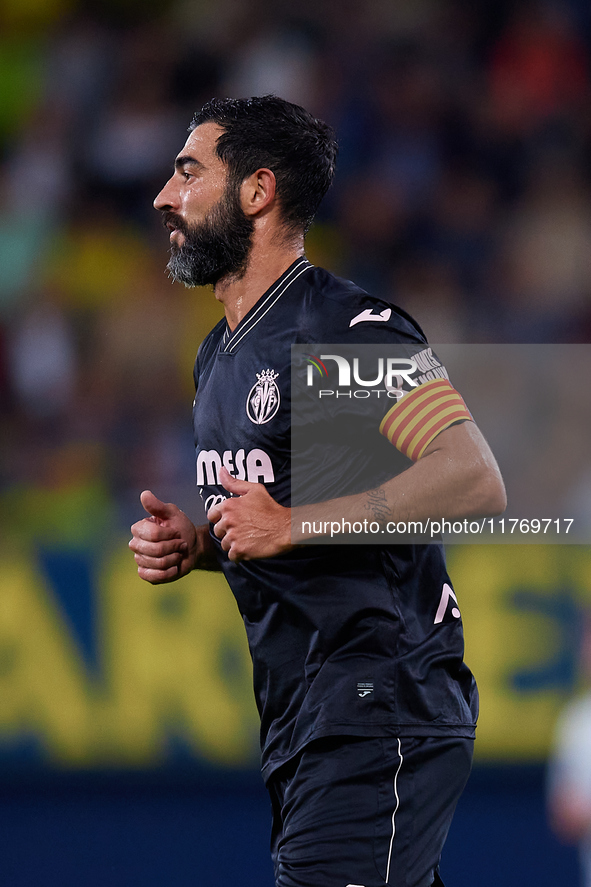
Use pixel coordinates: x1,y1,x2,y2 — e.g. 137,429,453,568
0,540,589,768
448,545,591,760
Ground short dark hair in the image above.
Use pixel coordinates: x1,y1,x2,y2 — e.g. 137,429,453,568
190,95,338,234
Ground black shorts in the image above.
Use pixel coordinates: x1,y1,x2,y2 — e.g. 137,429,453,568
267,734,473,887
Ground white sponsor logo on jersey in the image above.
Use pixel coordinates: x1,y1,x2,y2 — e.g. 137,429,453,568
196,448,275,486
203,493,227,511
349,307,392,327
246,368,280,424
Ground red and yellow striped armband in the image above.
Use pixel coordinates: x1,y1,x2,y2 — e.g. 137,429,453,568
379,378,472,461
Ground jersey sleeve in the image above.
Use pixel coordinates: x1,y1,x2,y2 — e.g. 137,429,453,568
296,332,472,464
292,271,473,503
379,376,472,461
330,304,472,461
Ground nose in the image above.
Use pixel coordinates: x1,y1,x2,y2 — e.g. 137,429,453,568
153,176,178,211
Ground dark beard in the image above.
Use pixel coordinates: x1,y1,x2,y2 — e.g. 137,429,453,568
164,184,254,287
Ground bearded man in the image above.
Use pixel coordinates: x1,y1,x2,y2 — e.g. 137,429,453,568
130,95,505,887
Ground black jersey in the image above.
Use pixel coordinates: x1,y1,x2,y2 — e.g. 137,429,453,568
192,257,478,781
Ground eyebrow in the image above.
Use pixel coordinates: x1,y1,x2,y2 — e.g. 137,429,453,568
174,155,206,172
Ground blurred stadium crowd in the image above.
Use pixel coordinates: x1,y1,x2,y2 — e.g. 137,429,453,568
1,0,591,535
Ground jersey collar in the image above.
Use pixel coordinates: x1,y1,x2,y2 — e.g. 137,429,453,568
222,257,312,353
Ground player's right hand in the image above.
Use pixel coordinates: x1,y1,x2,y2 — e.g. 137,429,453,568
129,490,198,584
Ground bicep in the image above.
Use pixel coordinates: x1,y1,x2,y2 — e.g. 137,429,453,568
419,420,507,514
421,419,493,462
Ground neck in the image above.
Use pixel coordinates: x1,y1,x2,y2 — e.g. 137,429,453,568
214,237,305,330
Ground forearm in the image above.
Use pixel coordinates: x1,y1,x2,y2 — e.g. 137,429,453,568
207,423,505,560
292,422,506,542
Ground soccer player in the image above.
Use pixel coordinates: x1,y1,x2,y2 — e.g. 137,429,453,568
129,95,506,887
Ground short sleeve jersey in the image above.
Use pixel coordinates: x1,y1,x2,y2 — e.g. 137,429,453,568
192,257,478,782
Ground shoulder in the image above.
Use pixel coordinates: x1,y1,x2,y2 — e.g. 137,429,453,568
296,265,427,345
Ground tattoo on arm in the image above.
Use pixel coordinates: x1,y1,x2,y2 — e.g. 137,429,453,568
364,486,391,525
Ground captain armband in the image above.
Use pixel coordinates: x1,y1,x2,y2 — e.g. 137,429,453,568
379,378,472,462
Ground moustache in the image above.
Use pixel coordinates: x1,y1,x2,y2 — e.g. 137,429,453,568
161,211,189,236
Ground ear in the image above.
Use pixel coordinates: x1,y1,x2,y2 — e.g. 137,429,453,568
240,168,277,217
